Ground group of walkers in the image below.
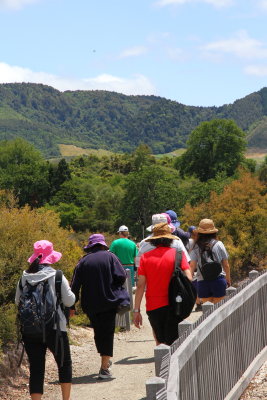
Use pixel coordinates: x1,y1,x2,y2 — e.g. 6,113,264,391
15,210,230,400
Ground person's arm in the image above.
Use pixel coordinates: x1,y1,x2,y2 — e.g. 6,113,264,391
222,259,231,287
61,275,76,307
190,260,197,277
70,263,83,307
180,251,192,280
133,275,146,329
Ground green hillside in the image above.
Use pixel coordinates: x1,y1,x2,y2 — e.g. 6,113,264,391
0,83,266,157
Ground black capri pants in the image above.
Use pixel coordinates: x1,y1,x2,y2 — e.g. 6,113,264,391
147,305,182,346
23,330,72,394
88,308,117,357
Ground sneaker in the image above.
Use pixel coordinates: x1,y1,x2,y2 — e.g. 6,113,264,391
195,304,202,312
98,368,113,379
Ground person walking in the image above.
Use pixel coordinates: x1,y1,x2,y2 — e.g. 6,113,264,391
15,240,75,400
109,225,138,288
135,213,190,268
165,210,194,248
133,223,192,346
70,234,129,379
190,219,231,304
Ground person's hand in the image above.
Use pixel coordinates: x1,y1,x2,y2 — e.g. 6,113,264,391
133,311,142,329
226,279,231,287
69,309,76,318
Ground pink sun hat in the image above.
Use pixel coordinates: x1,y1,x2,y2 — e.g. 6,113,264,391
28,240,62,264
161,213,176,233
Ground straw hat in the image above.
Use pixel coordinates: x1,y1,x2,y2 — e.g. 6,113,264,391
196,219,218,234
145,222,178,241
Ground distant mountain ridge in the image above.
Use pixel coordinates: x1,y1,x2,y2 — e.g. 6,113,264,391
0,83,266,157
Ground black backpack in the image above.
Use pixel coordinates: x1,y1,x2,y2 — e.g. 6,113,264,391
168,250,197,320
199,239,222,281
17,269,64,366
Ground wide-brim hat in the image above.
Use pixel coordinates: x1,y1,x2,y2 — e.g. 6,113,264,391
145,222,178,241
84,234,109,250
196,219,218,234
28,240,62,264
165,210,181,228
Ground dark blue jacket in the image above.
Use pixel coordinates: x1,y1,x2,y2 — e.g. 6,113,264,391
71,249,127,315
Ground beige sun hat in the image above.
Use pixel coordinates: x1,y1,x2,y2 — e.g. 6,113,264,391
196,219,218,234
145,222,178,241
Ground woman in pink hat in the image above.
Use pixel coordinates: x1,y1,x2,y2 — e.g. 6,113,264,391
15,240,75,400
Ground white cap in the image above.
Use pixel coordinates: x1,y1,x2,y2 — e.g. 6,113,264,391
146,214,169,232
118,225,129,232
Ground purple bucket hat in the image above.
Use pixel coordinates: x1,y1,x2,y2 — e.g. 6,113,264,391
84,234,108,250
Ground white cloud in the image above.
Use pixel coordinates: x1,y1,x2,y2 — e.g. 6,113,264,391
0,62,156,96
119,46,147,59
259,0,267,10
165,47,188,61
155,0,233,8
0,0,39,10
201,30,267,60
244,65,267,77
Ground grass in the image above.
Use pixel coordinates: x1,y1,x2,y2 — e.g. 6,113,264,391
59,144,114,157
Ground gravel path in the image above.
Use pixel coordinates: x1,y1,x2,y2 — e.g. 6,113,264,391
3,306,266,400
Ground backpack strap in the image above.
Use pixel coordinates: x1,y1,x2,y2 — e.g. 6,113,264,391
55,270,63,304
54,270,64,367
206,239,218,261
174,249,183,275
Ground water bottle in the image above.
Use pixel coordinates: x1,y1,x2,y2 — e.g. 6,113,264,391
175,295,182,316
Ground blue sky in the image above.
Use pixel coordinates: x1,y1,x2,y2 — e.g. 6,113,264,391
0,0,267,106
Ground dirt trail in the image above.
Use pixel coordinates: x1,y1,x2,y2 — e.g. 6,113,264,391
13,303,201,400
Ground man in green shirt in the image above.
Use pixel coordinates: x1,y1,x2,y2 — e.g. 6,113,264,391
110,225,138,288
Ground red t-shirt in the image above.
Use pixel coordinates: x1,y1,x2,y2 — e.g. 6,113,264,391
138,247,190,311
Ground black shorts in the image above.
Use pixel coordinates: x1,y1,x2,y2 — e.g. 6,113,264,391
147,305,181,345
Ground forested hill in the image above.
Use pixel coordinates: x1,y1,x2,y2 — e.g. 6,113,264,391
0,83,266,157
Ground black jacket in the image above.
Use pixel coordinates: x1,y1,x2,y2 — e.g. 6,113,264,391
71,249,127,315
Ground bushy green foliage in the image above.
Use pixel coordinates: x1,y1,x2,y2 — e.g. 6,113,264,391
0,200,82,347
179,119,246,181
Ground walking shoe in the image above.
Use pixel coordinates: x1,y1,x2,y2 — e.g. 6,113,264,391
98,368,113,379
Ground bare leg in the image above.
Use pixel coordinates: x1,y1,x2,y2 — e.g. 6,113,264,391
60,382,71,400
101,355,111,370
31,394,42,400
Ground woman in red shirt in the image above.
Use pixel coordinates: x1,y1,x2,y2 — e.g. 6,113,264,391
133,222,192,345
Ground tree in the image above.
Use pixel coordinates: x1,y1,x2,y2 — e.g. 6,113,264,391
120,165,182,239
181,172,267,281
0,138,50,207
179,119,246,181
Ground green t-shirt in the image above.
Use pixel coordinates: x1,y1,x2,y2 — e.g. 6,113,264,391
109,238,138,265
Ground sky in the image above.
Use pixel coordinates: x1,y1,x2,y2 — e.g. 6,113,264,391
0,0,267,106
